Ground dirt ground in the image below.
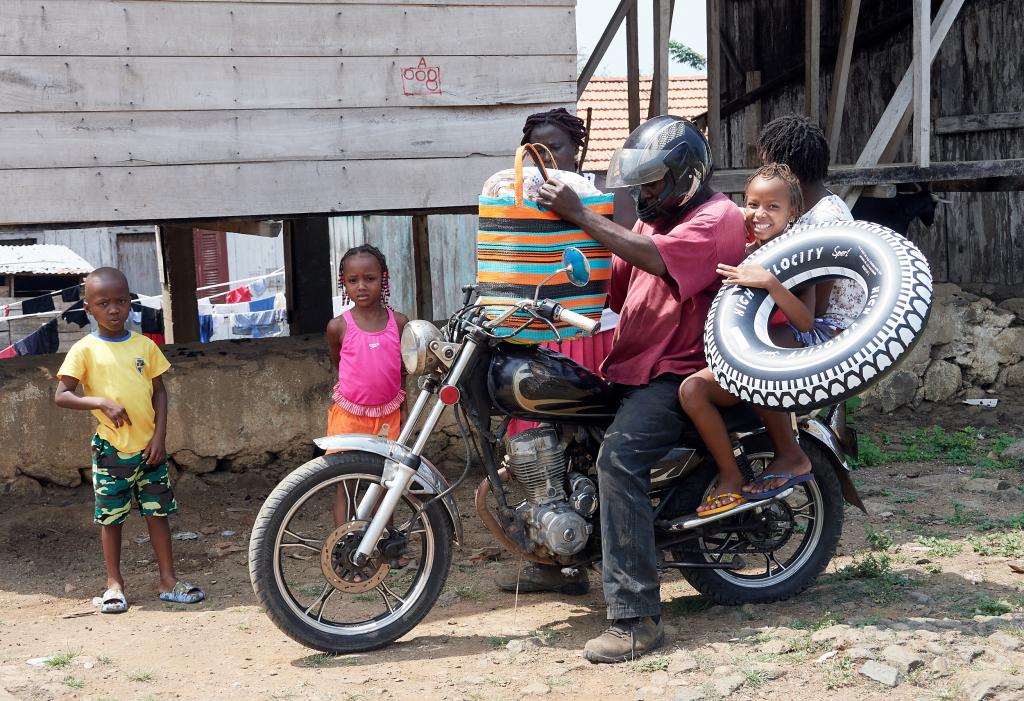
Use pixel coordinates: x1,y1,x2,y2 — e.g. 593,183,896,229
3,400,1024,701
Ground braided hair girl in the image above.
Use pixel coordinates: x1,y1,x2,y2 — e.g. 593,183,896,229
521,107,587,172
326,244,409,525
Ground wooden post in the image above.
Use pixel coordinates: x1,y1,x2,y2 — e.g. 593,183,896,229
155,224,199,344
626,2,641,131
706,0,723,166
912,0,931,167
649,0,671,118
284,217,333,335
804,0,821,123
577,0,636,98
744,71,762,165
826,0,861,159
411,214,433,321
843,0,964,207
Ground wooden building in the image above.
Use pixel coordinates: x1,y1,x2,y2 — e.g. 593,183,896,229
0,0,577,340
707,0,1023,294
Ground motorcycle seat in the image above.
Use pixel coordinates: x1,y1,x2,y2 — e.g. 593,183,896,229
677,402,764,444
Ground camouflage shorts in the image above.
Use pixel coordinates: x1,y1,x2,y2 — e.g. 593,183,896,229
91,435,177,526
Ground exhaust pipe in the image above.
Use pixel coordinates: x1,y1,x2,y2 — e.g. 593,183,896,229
655,487,794,533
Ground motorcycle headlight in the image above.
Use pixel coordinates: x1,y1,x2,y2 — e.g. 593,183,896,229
401,320,443,376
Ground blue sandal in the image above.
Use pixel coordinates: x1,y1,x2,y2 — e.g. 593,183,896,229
159,581,205,604
744,473,815,500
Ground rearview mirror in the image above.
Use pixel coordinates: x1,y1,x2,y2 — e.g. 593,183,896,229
561,247,591,287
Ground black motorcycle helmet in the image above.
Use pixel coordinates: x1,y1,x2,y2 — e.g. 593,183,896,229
605,115,714,223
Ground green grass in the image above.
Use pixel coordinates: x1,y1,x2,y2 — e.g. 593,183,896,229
453,586,485,602
834,553,911,604
916,535,963,557
544,678,572,688
958,593,1013,617
979,513,1024,532
127,672,153,683
663,594,712,617
631,655,669,672
849,426,1018,470
97,655,113,665
44,650,80,669
892,493,919,504
62,677,85,689
946,502,986,527
488,636,511,649
736,662,770,690
792,610,842,632
823,657,855,690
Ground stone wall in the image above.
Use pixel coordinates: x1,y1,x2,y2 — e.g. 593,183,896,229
863,284,1024,412
0,335,463,492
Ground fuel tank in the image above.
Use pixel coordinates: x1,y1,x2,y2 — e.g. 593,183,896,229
488,344,619,424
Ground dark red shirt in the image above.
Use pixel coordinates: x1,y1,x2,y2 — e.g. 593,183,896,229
600,193,746,385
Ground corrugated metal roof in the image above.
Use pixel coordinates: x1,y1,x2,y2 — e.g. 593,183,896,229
0,244,95,275
578,76,708,171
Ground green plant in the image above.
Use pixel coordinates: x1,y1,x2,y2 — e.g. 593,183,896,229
793,610,842,632
544,678,572,688
632,655,669,672
967,593,1013,616
916,535,963,557
865,527,895,551
529,628,558,645
946,502,985,527
453,586,484,602
128,672,153,683
737,662,769,689
924,563,943,574
44,650,80,669
823,657,855,690
62,678,85,689
488,636,511,649
97,655,113,665
834,553,910,604
970,530,1024,558
979,513,1024,532
892,493,918,504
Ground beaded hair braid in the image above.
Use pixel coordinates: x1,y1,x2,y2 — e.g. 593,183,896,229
338,244,391,308
746,162,805,219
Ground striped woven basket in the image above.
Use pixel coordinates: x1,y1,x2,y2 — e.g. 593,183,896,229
477,144,613,343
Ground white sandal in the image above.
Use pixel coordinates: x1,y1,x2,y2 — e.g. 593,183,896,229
93,587,128,614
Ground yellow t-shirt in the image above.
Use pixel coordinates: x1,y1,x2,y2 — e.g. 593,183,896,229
57,332,171,453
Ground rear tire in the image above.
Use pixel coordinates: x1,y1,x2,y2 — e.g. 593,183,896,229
249,452,453,653
679,434,844,605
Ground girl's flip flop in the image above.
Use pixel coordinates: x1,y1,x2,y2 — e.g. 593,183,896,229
697,493,747,517
93,587,128,614
158,581,205,604
745,473,815,501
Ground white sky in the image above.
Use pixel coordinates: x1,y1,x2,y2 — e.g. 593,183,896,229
576,1,708,77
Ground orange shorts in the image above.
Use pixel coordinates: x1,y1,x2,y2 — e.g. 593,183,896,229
326,404,401,454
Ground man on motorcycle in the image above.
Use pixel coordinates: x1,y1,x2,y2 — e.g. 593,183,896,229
531,116,746,663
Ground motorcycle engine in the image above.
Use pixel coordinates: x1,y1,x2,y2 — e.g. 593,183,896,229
504,427,592,558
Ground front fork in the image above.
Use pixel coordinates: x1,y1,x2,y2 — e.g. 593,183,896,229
351,338,481,565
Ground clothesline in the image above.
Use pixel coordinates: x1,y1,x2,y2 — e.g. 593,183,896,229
199,269,285,301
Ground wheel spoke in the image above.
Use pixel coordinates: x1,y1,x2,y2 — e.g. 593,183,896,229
282,530,323,553
770,552,788,573
304,583,333,618
316,588,337,623
376,581,407,614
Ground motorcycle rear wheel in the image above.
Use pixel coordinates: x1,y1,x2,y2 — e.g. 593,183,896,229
249,451,453,653
677,433,844,605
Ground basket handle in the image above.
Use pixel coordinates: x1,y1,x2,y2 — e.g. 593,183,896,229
514,143,557,206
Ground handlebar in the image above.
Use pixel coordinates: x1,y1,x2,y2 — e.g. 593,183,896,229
552,305,600,334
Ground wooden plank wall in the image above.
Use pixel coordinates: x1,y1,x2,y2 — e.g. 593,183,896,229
0,0,576,226
716,0,1024,289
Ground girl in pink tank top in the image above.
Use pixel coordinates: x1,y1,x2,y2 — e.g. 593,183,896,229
326,245,409,526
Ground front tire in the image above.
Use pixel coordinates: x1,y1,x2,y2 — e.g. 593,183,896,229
680,434,844,605
249,452,453,653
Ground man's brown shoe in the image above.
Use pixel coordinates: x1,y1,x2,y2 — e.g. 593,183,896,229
583,617,664,663
494,563,590,595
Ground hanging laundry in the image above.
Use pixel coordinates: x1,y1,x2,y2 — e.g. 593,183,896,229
61,285,81,303
2,305,9,318
232,309,285,338
140,306,163,335
248,278,268,299
210,314,234,341
14,319,59,356
0,345,15,359
199,315,214,344
21,294,56,315
142,333,165,346
248,295,276,312
224,286,252,304
61,301,89,328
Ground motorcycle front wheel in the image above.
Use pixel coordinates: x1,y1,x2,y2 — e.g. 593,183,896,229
249,451,453,653
676,433,844,605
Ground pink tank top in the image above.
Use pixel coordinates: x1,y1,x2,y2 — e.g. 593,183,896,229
332,308,405,417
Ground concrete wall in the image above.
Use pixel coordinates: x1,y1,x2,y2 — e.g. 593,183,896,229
0,334,467,492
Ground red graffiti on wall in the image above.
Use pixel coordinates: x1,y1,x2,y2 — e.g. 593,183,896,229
402,57,441,96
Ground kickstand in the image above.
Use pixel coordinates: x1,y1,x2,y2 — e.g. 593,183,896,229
513,555,524,628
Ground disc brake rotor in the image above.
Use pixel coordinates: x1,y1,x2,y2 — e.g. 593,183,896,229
737,500,796,553
320,520,390,594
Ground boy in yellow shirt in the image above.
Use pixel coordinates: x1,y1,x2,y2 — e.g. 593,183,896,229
55,268,204,613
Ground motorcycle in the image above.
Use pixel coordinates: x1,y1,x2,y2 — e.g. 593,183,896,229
249,248,864,653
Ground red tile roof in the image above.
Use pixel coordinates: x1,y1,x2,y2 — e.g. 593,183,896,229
577,76,708,172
